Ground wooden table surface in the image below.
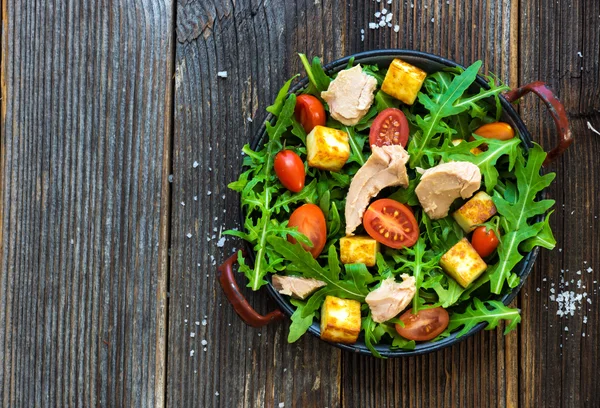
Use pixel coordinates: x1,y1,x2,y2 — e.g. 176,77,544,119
1,0,599,407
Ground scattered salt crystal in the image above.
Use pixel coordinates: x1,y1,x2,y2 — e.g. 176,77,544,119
190,350,195,357
378,20,386,27
222,194,226,199
184,319,188,323
564,326,569,332
202,319,207,326
583,316,588,324
369,22,378,29
217,71,228,78
168,174,173,183
193,161,199,168
207,191,212,196
587,267,593,273
381,8,387,15
577,51,583,57
431,17,435,22
582,333,586,337
201,339,208,346
217,237,226,247
386,13,393,22
193,196,198,201
186,233,192,239
536,287,541,292
394,24,400,32
247,117,253,122
279,403,285,408
190,332,195,337
195,321,200,326
559,248,562,252
375,12,381,17
215,392,220,396
387,0,392,3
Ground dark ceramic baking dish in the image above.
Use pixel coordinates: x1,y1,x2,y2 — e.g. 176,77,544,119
218,50,572,357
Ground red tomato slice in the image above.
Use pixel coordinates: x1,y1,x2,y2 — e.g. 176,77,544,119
395,307,450,341
369,108,410,148
295,94,326,133
274,150,305,193
288,204,327,258
363,199,419,249
471,226,499,258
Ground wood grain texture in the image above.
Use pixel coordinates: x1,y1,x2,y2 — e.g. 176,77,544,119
518,0,600,407
0,0,173,406
170,0,519,407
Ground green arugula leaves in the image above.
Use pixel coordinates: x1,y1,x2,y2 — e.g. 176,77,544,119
447,299,521,337
487,144,556,294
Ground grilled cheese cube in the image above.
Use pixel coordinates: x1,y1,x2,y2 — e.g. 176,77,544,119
340,236,379,267
320,296,362,344
452,191,497,233
440,238,487,288
306,125,350,172
451,139,484,156
381,58,427,105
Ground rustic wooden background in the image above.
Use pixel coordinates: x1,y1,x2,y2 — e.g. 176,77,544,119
1,0,599,407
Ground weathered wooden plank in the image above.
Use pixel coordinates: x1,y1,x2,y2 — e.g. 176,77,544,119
169,1,343,407
518,1,600,406
0,0,173,406
171,0,522,407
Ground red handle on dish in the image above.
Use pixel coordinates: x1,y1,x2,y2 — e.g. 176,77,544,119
218,251,285,328
504,81,573,165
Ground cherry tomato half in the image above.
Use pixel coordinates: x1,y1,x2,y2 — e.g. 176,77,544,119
362,199,419,249
288,204,327,258
473,122,515,141
274,150,305,193
295,94,326,133
395,307,450,341
471,226,499,258
369,108,410,148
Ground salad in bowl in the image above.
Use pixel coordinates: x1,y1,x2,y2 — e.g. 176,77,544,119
222,51,571,357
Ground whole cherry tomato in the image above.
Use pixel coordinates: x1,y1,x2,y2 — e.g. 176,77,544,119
288,204,327,258
274,150,305,193
471,226,500,258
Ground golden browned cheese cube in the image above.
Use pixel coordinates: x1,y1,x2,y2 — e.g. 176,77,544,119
452,191,497,233
306,125,350,172
340,236,380,267
381,58,427,105
440,238,487,288
320,296,362,344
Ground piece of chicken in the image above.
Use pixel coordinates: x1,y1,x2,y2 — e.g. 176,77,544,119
365,274,416,323
345,144,410,235
321,65,378,126
415,161,481,220
272,275,326,300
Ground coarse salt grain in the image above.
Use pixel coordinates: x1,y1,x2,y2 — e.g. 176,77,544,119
279,403,285,408
386,13,393,22
369,22,378,29
202,319,207,326
193,161,199,168
217,237,226,247
186,233,192,238
190,350,195,357
394,24,400,32
215,392,220,396
381,8,387,15
193,196,197,201
375,11,381,17
195,321,200,325
201,339,208,346
217,71,228,78
168,174,173,183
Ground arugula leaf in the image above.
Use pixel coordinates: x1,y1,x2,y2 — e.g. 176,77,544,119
288,299,315,343
266,75,299,116
379,323,416,350
431,276,464,307
387,175,420,206
344,126,367,166
447,298,521,337
447,137,521,192
390,238,438,312
408,61,482,167
224,92,299,290
363,314,385,358
268,237,371,309
520,210,556,252
299,54,331,95
488,144,556,294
